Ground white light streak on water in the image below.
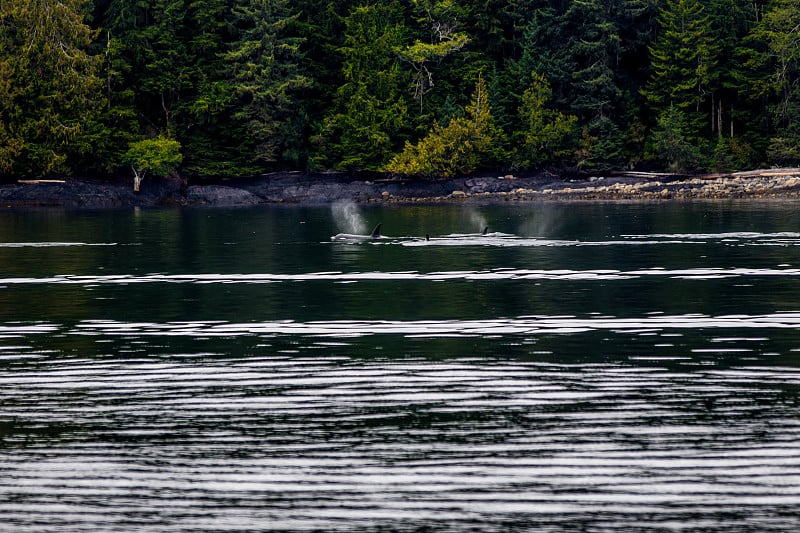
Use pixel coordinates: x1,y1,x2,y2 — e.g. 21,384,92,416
0,242,118,248
4,266,800,285
624,232,800,240
52,312,800,338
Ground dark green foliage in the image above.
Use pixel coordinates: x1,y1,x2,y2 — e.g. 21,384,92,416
0,0,105,177
313,3,411,170
712,136,757,172
642,0,717,145
578,117,628,171
0,57,23,175
102,0,229,173
646,104,704,171
2,0,800,179
706,0,758,141
511,2,573,108
513,72,577,168
83,30,139,175
221,0,311,174
743,0,800,165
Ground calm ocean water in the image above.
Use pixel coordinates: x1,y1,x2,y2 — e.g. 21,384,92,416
1,202,800,531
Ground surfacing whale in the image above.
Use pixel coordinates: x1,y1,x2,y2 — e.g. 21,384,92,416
331,223,383,242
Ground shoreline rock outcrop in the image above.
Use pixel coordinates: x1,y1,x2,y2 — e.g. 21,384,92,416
2,169,800,208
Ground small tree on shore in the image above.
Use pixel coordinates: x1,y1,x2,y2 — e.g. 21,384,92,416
648,105,703,171
123,136,182,192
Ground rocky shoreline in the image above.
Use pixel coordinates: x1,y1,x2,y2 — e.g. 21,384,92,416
2,169,800,208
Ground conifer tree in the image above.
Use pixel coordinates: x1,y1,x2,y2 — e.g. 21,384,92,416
743,0,800,164
315,3,411,170
706,0,759,139
503,0,574,158
513,72,577,168
0,0,105,176
101,1,186,134
180,0,235,174
512,2,572,106
642,0,718,143
564,0,625,121
460,0,514,63
223,0,311,172
647,104,703,170
90,30,139,175
0,57,22,174
139,0,191,133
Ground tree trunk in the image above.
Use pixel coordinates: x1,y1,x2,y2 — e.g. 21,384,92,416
132,166,146,192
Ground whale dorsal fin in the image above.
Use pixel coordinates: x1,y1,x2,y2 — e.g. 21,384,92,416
482,226,489,235
371,223,382,239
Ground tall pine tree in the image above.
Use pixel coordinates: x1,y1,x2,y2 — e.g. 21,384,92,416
743,0,800,164
222,0,311,174
0,0,105,177
314,3,411,170
642,0,718,146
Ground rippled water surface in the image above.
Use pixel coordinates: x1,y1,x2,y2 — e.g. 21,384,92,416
2,202,800,531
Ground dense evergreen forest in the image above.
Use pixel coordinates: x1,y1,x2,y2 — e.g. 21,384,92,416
1,0,800,181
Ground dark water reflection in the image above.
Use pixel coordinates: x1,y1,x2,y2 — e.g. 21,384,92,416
1,202,800,531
